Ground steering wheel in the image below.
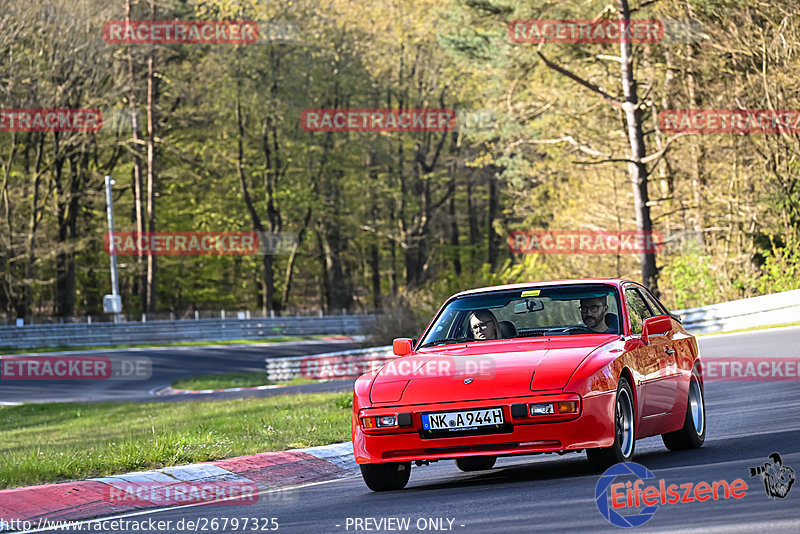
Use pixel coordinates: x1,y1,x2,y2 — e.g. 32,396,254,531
564,325,595,334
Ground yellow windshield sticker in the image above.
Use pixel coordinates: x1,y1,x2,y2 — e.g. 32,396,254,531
521,290,540,297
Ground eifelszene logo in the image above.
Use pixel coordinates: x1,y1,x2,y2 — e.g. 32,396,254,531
595,463,658,528
595,462,748,528
749,453,795,499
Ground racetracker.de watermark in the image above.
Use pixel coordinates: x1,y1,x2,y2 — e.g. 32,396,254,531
301,356,390,380
301,108,456,132
0,356,152,380
509,19,663,43
300,355,496,380
103,20,259,44
701,357,800,381
508,230,664,254
659,109,800,133
106,481,260,506
103,231,297,255
1,108,102,132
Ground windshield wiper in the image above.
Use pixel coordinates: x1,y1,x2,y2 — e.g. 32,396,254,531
420,337,469,348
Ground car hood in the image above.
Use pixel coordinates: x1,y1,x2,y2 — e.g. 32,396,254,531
369,335,616,405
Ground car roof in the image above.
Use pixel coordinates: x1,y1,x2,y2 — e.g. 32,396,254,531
451,278,635,298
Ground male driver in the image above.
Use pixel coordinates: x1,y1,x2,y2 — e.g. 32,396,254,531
469,309,500,340
580,295,615,333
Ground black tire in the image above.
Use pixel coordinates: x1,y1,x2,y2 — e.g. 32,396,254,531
359,462,411,491
662,369,706,451
454,456,497,472
587,377,636,471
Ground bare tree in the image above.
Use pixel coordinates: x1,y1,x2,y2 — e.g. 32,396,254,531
535,0,675,294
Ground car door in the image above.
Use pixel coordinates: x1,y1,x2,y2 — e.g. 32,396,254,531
639,287,685,414
633,286,679,417
624,286,669,419
622,287,652,427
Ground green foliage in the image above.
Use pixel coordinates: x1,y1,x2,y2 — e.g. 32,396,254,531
756,233,800,294
659,250,720,310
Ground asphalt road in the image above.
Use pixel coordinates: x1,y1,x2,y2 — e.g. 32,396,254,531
0,340,360,404
19,326,800,533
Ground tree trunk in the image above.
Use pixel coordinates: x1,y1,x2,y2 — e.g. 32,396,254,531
281,207,312,310
447,131,462,274
54,150,83,319
369,241,381,310
53,132,72,318
126,0,146,313
316,229,329,313
235,82,273,314
319,221,349,311
487,169,499,269
657,49,675,199
686,41,706,249
466,171,480,267
23,133,46,319
0,134,18,317
145,0,158,313
651,50,674,246
618,0,658,294
389,203,398,295
449,171,461,275
365,150,382,310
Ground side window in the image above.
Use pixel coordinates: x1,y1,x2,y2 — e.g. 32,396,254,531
640,288,667,316
625,288,654,335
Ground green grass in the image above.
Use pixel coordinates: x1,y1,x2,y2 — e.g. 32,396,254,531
0,336,331,355
171,372,316,390
0,392,353,490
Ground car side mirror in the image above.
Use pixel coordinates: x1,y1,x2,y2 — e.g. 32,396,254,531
392,338,414,356
642,315,672,345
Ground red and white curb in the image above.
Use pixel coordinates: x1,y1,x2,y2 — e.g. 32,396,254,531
0,442,357,531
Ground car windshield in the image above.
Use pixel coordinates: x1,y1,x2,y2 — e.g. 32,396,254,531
418,284,621,347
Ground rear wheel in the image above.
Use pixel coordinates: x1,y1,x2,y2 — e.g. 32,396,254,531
587,377,635,471
455,456,497,472
359,462,411,492
662,369,705,450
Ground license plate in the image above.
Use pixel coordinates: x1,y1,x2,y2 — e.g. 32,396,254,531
421,408,504,431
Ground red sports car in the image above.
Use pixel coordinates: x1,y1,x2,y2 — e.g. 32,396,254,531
352,279,706,491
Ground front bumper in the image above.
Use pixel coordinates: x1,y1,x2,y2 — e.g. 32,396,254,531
353,391,616,464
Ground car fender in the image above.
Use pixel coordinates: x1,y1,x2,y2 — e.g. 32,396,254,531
564,338,629,396
565,341,643,433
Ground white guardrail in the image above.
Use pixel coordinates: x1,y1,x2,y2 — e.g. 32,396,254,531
0,315,377,349
265,290,800,381
675,288,800,335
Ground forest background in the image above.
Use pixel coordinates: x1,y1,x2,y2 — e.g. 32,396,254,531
1,0,798,334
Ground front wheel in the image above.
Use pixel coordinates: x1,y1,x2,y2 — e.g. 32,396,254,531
662,369,705,450
360,462,411,491
455,455,496,472
587,377,636,471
